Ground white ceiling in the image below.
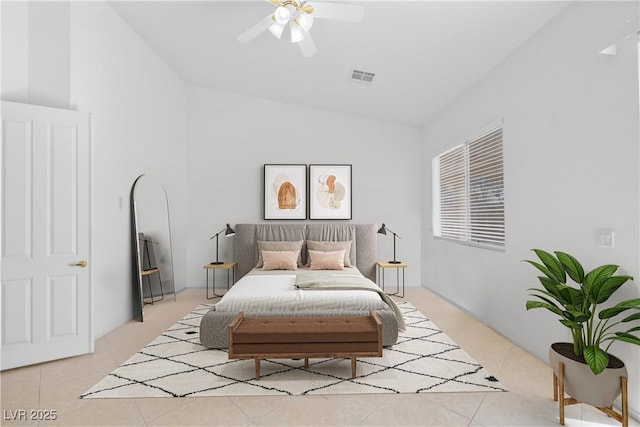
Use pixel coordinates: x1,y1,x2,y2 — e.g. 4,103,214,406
109,1,569,127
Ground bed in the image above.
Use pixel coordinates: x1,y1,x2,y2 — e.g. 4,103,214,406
199,223,403,348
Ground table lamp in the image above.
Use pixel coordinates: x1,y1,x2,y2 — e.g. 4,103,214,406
209,223,235,265
377,223,402,264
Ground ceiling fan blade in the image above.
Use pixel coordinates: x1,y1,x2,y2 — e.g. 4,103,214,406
306,2,364,22
298,28,318,58
237,14,273,43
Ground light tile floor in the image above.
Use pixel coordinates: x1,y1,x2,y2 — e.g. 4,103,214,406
1,287,637,427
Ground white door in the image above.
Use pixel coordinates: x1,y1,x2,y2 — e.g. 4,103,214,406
1,101,92,370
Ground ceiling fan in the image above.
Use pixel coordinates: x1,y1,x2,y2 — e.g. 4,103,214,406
237,0,364,58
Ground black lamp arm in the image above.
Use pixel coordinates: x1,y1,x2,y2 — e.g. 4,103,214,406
209,227,225,240
386,228,402,239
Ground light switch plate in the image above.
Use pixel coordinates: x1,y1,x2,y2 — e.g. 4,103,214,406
595,228,614,248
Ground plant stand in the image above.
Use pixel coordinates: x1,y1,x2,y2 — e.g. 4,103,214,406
553,361,628,427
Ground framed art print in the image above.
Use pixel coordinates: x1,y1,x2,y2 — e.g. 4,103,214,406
309,164,352,220
263,164,307,220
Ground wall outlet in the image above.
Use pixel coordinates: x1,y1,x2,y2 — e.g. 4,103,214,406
595,228,614,248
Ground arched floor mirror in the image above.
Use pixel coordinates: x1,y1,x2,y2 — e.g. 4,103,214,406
130,174,176,321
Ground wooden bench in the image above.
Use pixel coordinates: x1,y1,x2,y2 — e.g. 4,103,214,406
228,311,382,380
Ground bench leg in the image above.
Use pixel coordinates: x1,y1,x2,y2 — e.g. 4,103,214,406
351,357,357,378
304,358,309,369
255,358,261,380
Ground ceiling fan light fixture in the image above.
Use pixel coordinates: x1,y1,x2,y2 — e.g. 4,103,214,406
238,0,365,57
290,25,304,43
269,22,286,39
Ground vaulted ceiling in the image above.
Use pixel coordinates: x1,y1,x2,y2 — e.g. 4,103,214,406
109,1,569,127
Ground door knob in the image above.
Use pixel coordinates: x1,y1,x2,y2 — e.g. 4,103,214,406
70,260,88,268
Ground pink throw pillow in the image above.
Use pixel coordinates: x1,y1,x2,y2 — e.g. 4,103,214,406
308,249,345,270
261,250,299,271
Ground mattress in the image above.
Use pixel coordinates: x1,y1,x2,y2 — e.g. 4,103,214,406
213,267,387,314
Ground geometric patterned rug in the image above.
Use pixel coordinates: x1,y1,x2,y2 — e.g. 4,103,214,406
81,301,507,398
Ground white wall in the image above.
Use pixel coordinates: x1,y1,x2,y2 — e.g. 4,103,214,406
1,2,29,102
2,1,71,109
70,2,188,337
1,1,189,338
422,1,640,418
186,87,422,288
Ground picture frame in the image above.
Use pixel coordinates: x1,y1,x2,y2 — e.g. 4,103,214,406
309,164,352,220
263,164,307,220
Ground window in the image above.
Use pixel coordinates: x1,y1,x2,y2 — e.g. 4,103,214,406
432,122,504,250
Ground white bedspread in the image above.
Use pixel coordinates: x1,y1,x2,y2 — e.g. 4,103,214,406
213,268,387,313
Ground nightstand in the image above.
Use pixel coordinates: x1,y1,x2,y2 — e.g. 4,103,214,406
376,261,406,298
203,262,236,299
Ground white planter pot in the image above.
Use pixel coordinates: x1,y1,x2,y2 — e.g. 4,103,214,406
549,342,627,408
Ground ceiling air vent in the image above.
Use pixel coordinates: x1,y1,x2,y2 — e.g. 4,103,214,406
350,69,375,85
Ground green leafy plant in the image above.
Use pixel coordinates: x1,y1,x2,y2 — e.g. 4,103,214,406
525,249,640,375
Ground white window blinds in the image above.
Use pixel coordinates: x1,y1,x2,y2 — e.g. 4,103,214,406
433,123,504,249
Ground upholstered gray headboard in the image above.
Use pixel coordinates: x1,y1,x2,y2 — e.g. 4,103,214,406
233,223,378,281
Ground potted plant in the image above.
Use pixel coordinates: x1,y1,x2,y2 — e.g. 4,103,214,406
525,249,640,409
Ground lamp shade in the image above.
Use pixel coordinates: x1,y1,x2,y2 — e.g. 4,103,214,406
377,223,387,235
290,25,304,43
224,223,236,237
298,12,313,31
269,22,286,39
274,6,290,25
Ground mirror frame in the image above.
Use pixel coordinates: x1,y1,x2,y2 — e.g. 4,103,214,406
130,174,176,321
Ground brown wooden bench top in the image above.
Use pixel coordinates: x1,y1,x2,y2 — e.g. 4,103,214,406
228,311,382,379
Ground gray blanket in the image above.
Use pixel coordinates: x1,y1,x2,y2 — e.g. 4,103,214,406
295,272,406,331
